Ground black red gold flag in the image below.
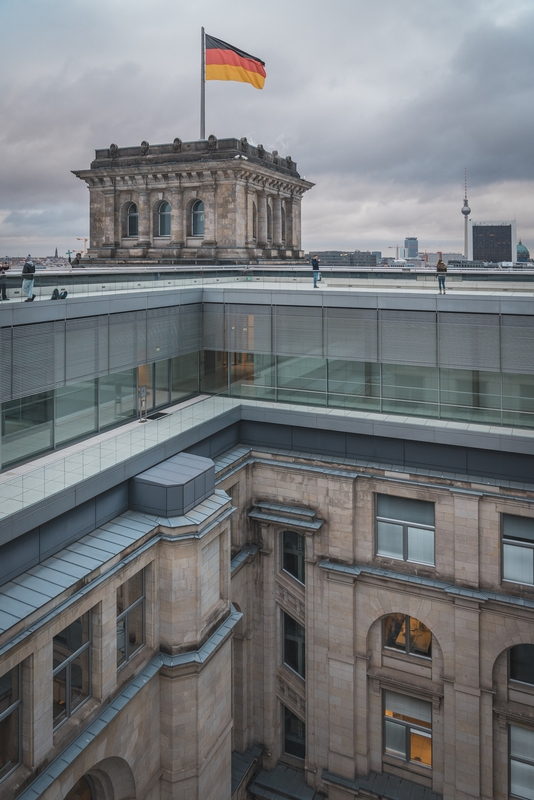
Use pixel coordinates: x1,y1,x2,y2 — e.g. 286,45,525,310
205,34,266,90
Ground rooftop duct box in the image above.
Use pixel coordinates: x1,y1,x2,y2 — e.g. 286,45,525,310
129,452,215,517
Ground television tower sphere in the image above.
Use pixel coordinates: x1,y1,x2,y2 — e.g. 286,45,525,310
462,199,471,216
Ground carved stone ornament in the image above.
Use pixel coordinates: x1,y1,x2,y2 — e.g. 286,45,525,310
286,156,294,170
173,137,182,152
272,150,279,164
140,141,149,155
240,137,249,153
109,143,118,159
207,134,218,151
257,144,265,159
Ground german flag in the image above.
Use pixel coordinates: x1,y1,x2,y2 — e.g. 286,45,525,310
205,34,266,90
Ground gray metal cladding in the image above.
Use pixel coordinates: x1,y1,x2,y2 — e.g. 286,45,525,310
438,312,500,370
0,327,11,402
325,308,378,361
227,304,271,354
147,306,180,362
274,305,323,356
109,311,147,370
12,321,66,398
179,303,202,353
501,315,534,374
202,303,225,351
380,310,437,366
66,316,109,381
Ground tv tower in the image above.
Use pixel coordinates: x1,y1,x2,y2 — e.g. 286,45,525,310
461,168,471,257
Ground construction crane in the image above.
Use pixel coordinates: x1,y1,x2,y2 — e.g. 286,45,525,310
388,245,400,259
76,237,88,254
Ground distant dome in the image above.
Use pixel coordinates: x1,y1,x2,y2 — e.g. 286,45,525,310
517,239,530,262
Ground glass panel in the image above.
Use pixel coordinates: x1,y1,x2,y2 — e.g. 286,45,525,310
1,391,54,467
70,648,90,712
503,373,534,413
377,521,403,559
277,357,327,406
409,617,432,657
0,708,19,780
440,368,501,409
127,204,138,237
327,360,380,411
171,352,199,402
53,614,90,665
230,353,276,401
201,351,228,394
283,531,305,584
0,667,18,713
385,691,432,725
510,645,534,685
410,729,432,766
384,718,406,758
159,202,171,236
192,201,204,236
126,601,144,660
382,364,438,404
384,614,407,652
511,759,534,800
284,706,305,759
116,618,126,667
55,381,97,445
377,495,435,526
99,369,137,429
407,526,435,565
64,776,94,800
138,364,154,412
511,725,534,760
117,571,144,615
503,544,534,585
504,515,534,544
154,360,170,408
283,613,305,678
53,666,68,726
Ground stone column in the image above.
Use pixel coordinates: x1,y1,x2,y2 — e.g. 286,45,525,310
246,190,256,246
170,187,184,247
451,490,482,588
285,194,295,250
273,194,282,248
293,195,302,251
202,186,217,246
258,192,268,248
102,190,116,247
137,190,150,247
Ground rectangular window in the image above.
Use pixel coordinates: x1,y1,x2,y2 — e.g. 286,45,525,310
503,515,534,586
283,612,305,678
510,645,534,686
510,725,534,800
117,570,145,668
0,665,21,782
53,613,91,729
376,495,435,566
282,531,305,584
384,690,432,767
283,705,305,759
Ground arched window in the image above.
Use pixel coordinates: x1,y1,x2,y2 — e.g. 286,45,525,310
64,776,94,800
252,202,257,240
158,201,171,236
267,203,272,242
126,203,138,237
191,199,204,236
281,206,286,243
510,644,534,685
383,614,432,658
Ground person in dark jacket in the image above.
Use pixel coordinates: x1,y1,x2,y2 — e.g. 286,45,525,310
22,255,36,301
312,254,320,288
0,261,9,300
436,258,447,294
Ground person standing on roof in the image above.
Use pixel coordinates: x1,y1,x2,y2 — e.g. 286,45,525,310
22,255,35,302
311,254,320,288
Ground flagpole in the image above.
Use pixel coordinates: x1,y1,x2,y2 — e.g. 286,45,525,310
200,27,206,140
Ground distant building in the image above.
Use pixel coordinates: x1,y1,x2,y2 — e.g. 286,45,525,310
517,239,530,262
404,237,418,258
469,220,517,263
307,251,378,267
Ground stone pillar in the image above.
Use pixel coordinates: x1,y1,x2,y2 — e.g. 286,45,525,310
273,195,282,248
170,187,184,247
202,186,217,247
258,192,268,248
285,194,294,250
293,195,302,251
27,642,53,767
137,190,150,247
451,490,482,588
102,190,116,247
246,190,256,246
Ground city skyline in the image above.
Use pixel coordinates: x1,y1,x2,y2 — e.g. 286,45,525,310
1,0,534,256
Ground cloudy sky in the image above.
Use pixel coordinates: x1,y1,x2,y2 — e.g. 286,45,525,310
1,0,533,257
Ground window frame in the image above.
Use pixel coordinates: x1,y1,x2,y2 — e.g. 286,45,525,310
282,703,306,760
281,530,305,585
509,644,534,688
509,723,534,800
0,663,22,783
282,611,306,679
126,203,139,238
52,613,92,731
383,690,432,769
383,614,432,660
116,569,146,669
191,199,204,237
502,514,534,587
375,495,435,566
158,201,171,237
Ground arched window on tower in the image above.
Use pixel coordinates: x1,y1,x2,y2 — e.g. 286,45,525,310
252,202,258,241
191,200,204,236
126,203,138,237
158,201,171,236
267,203,272,242
281,205,286,244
